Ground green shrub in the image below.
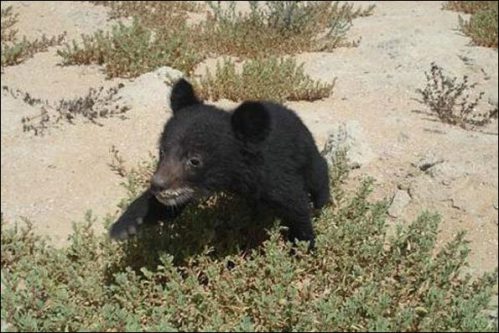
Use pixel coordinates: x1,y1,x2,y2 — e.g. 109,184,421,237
199,1,375,57
194,57,335,103
443,1,497,14
57,19,202,78
459,6,498,48
443,1,498,48
59,2,205,78
1,149,497,331
59,1,374,79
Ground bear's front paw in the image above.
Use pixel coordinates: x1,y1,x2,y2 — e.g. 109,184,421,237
109,216,144,240
109,190,154,240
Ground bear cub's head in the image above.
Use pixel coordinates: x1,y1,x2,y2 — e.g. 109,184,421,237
150,78,270,206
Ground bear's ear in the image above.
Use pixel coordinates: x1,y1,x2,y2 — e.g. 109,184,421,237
170,78,201,114
231,101,271,143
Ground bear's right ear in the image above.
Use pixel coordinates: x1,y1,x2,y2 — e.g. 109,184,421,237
231,101,271,143
170,78,201,114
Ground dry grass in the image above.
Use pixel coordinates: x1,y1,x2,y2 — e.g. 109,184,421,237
415,62,497,129
3,84,129,135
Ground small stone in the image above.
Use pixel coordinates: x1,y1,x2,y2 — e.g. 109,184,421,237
388,190,411,218
321,121,376,169
117,66,184,112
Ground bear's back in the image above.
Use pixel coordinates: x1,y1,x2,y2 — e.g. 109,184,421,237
259,102,319,172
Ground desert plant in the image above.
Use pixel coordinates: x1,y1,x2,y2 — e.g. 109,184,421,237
1,33,66,68
443,1,497,14
58,19,201,77
1,148,497,332
443,1,498,48
57,19,202,78
458,5,498,48
2,85,47,106
5,84,130,135
199,1,374,58
194,57,335,103
1,5,18,43
58,2,204,78
1,5,66,68
415,62,497,129
89,0,203,20
59,1,374,77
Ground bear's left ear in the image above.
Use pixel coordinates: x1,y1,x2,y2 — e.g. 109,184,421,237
170,78,201,114
231,101,271,143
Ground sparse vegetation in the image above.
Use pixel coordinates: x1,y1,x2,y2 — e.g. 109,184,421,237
443,1,498,48
416,62,497,129
1,6,18,43
194,57,335,103
58,2,205,78
89,0,204,19
3,84,129,135
58,1,374,78
57,19,202,78
199,1,374,57
443,1,497,15
1,148,497,332
2,3,498,332
1,5,66,68
2,85,46,106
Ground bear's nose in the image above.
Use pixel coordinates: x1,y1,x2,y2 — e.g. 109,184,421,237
150,174,169,194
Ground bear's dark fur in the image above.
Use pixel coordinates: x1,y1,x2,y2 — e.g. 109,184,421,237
109,78,330,249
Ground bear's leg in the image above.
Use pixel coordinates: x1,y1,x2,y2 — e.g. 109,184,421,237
266,187,316,250
306,153,331,209
109,189,189,240
285,210,316,251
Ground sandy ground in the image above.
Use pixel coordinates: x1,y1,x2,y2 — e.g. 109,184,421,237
1,1,497,277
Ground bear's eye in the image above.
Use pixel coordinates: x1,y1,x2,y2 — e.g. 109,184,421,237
187,157,202,168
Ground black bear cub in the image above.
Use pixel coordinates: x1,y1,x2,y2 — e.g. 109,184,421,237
109,78,330,249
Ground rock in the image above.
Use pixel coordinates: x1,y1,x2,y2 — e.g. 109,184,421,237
117,66,184,112
388,189,411,218
321,121,376,169
425,161,467,183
